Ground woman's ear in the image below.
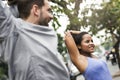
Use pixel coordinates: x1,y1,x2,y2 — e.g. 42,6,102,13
77,45,81,49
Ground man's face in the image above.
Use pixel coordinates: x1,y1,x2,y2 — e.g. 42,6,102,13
38,0,53,26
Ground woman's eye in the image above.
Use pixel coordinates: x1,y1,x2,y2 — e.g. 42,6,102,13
91,40,93,42
85,40,89,43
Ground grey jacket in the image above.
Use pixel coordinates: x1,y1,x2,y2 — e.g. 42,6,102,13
0,1,70,80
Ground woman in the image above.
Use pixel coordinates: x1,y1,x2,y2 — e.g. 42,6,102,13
64,31,112,80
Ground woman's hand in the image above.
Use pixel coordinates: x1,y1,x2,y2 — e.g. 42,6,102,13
69,30,80,34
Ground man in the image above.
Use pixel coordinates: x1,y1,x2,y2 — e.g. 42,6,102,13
0,0,70,80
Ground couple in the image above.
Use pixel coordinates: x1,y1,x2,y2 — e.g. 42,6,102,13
0,0,112,80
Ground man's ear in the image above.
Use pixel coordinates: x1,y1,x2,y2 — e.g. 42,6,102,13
32,4,40,16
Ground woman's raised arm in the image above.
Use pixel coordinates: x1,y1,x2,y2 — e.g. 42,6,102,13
64,31,87,73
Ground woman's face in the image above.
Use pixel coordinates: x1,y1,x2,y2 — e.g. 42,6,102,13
80,34,95,54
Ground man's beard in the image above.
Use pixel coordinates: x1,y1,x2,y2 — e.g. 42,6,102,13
38,18,49,26
38,11,49,26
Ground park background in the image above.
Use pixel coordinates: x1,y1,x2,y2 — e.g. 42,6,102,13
0,0,120,80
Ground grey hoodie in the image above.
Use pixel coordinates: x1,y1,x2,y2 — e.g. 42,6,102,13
0,0,70,80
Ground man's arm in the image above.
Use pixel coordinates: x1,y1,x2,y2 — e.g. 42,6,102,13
0,0,15,58
0,0,14,40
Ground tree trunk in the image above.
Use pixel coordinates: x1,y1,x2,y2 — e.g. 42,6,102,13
114,40,120,69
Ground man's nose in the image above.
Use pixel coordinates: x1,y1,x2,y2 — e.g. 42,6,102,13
49,13,53,20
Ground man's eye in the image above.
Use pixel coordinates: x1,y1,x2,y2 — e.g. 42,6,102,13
48,9,53,14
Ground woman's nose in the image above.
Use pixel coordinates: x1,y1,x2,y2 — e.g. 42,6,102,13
90,41,95,45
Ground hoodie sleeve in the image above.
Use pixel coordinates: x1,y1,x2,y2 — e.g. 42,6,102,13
0,0,15,58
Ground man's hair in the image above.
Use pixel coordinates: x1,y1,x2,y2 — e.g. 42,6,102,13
17,0,45,19
8,0,45,19
8,0,18,5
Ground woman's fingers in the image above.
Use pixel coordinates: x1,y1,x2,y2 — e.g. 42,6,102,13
69,30,80,34
65,31,71,37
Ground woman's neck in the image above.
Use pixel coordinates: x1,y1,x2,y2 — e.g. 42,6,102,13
79,50,92,57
